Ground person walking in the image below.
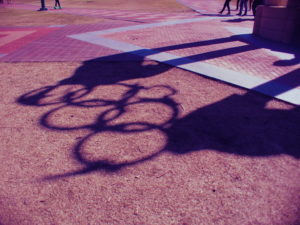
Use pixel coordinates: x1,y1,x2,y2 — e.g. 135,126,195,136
54,0,62,9
219,0,231,15
237,0,248,15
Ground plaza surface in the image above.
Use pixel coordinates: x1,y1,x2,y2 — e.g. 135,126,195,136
0,0,300,224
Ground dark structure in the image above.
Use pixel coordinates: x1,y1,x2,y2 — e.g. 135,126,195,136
253,0,300,45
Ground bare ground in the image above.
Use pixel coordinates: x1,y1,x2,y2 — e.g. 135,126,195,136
1,0,300,224
0,61,300,224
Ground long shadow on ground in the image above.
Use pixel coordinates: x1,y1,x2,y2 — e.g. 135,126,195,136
17,36,300,180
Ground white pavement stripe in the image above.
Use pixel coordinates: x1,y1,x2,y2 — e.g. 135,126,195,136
48,25,67,28
70,34,143,52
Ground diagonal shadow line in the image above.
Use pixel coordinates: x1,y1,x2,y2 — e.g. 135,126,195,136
147,33,299,63
89,34,260,66
252,68,300,96
164,44,259,65
86,32,298,69
113,43,258,68
154,36,239,52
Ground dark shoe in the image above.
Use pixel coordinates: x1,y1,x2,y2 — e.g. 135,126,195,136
236,13,241,15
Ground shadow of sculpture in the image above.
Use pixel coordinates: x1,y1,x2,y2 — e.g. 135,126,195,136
18,53,172,107
16,35,300,180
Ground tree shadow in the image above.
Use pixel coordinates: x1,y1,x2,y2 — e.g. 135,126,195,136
16,33,300,180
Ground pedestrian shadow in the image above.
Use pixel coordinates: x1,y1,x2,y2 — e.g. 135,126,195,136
16,33,300,180
200,13,235,17
221,18,254,22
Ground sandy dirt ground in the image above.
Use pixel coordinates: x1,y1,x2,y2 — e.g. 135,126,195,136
1,60,300,224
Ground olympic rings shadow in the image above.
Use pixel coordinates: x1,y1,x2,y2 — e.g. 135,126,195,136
17,55,182,179
17,39,300,180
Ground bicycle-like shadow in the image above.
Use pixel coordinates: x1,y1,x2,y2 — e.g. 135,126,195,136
17,36,300,180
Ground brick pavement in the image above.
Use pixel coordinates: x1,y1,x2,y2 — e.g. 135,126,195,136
3,3,200,23
178,0,224,14
1,0,299,104
0,22,135,62
104,19,298,81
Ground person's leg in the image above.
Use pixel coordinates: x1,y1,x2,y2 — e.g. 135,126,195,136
226,0,231,14
55,0,61,8
243,0,248,15
252,0,256,15
249,0,253,9
219,0,227,13
236,0,240,10
237,0,243,15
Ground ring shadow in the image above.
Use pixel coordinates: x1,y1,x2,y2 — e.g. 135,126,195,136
16,38,300,180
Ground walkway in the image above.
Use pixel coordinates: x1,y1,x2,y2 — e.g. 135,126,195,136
1,0,300,105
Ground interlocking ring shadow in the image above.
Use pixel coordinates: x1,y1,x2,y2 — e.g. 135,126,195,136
17,49,300,180
17,56,182,179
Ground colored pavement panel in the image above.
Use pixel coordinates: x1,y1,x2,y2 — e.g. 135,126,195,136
0,27,59,55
